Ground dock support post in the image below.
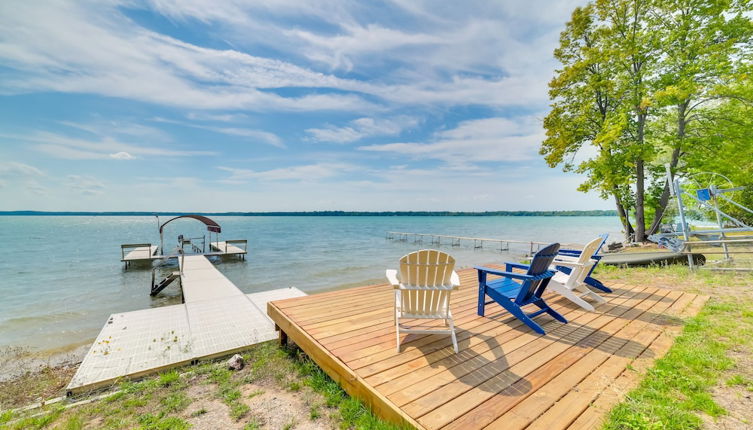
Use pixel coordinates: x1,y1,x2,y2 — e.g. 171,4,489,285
277,324,288,347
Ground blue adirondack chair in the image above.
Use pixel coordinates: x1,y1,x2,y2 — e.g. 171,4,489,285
476,243,567,335
555,233,612,293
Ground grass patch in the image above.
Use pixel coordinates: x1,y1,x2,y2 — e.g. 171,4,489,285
0,347,76,410
243,417,261,430
137,413,190,430
725,374,753,390
189,407,207,417
600,265,753,429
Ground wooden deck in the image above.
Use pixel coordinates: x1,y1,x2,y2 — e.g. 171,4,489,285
268,266,708,429
67,256,304,394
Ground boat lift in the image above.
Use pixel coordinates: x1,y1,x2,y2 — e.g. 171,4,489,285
649,165,753,270
120,215,248,268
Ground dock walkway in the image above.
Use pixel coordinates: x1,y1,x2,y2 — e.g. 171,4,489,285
67,255,303,393
268,266,707,429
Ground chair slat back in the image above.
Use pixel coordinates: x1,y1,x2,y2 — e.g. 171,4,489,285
399,250,455,316
594,233,609,256
565,236,603,288
516,243,560,304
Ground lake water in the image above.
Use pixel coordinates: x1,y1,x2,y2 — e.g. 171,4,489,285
0,216,623,354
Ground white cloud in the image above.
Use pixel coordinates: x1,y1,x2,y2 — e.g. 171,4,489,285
153,117,284,148
110,151,134,160
306,116,418,143
66,175,105,195
186,112,248,122
0,132,214,160
359,115,545,166
0,161,44,177
0,0,581,112
25,180,48,196
59,120,171,142
0,1,375,112
217,163,357,182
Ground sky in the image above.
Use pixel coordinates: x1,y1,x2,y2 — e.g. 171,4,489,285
0,0,609,212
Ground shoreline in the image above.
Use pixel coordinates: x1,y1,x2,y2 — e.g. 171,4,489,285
0,257,514,367
0,274,394,378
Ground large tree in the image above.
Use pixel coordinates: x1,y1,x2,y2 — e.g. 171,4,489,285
542,5,637,239
645,0,753,235
543,0,753,242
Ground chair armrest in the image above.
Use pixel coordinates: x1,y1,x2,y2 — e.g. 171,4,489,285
552,258,587,268
475,266,534,281
553,254,579,263
386,269,399,287
450,271,460,289
558,249,582,256
505,262,530,272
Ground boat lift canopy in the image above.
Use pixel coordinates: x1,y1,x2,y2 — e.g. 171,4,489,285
159,215,221,234
159,215,222,255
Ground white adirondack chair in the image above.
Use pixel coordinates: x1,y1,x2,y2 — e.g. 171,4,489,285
548,237,607,312
386,250,460,353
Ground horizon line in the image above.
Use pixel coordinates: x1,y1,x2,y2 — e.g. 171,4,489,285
0,210,618,217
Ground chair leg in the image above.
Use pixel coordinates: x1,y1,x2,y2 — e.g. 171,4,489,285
585,277,612,293
532,299,568,325
553,285,595,311
585,290,607,305
477,272,487,317
448,317,458,353
395,313,401,353
496,298,547,335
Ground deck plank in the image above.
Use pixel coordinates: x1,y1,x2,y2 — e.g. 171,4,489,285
268,267,706,430
565,293,710,430
410,288,665,429
447,289,686,430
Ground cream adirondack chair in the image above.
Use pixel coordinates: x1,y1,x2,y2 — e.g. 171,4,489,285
548,237,607,311
386,250,460,353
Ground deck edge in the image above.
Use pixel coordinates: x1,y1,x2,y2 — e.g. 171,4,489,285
268,301,423,430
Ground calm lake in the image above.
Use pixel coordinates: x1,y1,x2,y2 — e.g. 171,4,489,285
0,215,623,354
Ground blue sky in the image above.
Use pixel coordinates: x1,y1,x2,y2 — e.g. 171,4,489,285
0,0,607,212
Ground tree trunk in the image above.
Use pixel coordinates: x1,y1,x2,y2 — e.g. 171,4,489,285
647,101,688,236
634,159,646,242
634,114,647,243
613,190,634,242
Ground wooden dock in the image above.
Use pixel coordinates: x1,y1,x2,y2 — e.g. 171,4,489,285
67,255,304,394
268,266,707,429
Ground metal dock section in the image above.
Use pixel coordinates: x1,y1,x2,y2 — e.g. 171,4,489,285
210,240,247,257
386,231,582,255
67,255,304,394
120,241,247,268
121,244,159,263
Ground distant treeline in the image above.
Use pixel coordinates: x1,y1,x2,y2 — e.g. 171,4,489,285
0,210,617,217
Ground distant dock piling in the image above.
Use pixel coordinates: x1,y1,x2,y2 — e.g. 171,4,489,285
386,231,550,255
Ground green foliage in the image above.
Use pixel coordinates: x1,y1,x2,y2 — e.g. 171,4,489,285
544,0,753,240
137,413,190,430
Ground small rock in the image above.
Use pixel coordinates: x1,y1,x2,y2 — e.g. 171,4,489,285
227,354,244,371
